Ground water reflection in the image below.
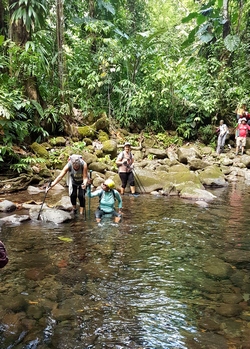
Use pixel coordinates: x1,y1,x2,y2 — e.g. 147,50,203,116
0,183,250,348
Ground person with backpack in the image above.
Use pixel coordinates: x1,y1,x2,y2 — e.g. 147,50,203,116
235,118,250,155
86,178,123,223
116,142,136,195
216,120,229,154
47,154,88,215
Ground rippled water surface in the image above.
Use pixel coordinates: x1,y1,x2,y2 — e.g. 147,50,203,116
1,182,250,349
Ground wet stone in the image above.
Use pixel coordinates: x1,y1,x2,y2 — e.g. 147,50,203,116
27,304,45,320
186,332,228,349
2,294,28,312
221,293,243,304
213,303,242,317
25,268,46,281
198,316,221,331
202,257,234,279
220,318,244,338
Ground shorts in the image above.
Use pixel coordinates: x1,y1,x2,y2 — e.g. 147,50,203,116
236,137,246,147
95,209,121,219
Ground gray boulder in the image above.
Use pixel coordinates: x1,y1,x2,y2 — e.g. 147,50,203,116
0,214,30,224
0,200,16,212
29,207,73,223
198,165,228,187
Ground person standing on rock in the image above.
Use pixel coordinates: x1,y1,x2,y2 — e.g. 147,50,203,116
216,120,229,154
47,154,88,215
235,118,250,155
116,142,136,195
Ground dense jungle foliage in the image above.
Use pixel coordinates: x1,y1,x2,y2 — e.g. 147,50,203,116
0,0,250,170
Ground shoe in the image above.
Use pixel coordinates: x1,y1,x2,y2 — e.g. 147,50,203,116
73,209,78,215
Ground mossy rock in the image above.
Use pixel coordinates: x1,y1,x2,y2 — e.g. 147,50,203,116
98,130,109,142
83,138,93,146
94,115,109,132
78,125,96,139
95,149,104,158
30,142,49,159
49,137,67,146
102,140,117,159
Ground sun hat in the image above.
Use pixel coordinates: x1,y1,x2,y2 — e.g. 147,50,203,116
124,142,131,147
104,179,115,189
241,117,247,122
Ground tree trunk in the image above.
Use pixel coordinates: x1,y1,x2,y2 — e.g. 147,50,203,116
56,0,65,100
222,0,230,38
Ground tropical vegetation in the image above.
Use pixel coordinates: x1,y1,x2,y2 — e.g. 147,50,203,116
0,0,249,170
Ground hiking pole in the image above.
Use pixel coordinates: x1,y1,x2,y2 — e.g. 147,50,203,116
133,169,146,193
37,181,51,220
88,170,92,220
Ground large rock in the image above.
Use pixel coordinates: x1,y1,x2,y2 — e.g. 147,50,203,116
188,159,211,170
30,142,49,158
82,152,98,165
0,200,16,212
102,140,117,159
54,196,72,211
240,154,250,168
145,148,168,159
180,187,216,201
88,161,112,173
177,146,202,164
29,207,73,223
0,214,30,224
198,165,228,187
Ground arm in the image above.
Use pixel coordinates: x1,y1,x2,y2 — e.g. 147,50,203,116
116,153,124,166
49,164,69,190
115,190,123,210
86,187,102,198
82,162,88,187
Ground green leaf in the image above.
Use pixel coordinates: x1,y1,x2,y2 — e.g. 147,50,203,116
200,33,214,43
224,34,240,52
181,12,198,24
58,237,73,243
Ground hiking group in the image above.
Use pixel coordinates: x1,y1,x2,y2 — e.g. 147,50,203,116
47,142,137,223
216,103,250,155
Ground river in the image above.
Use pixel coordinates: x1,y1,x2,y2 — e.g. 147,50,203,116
0,182,250,349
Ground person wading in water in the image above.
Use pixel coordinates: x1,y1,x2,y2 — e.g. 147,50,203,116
116,142,136,195
47,155,88,216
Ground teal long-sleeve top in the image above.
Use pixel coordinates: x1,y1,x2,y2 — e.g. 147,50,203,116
87,187,122,213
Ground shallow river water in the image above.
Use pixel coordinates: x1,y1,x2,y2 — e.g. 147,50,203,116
0,182,250,349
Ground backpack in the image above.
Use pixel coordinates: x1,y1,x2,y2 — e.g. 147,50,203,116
98,189,116,203
68,154,84,165
119,150,133,161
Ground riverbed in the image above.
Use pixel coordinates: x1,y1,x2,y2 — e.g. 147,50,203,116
0,182,250,349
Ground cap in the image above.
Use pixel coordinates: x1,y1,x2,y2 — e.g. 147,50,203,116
104,179,115,189
124,142,131,147
241,117,247,122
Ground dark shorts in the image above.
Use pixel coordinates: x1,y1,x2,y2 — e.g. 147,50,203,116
95,209,121,219
119,171,135,188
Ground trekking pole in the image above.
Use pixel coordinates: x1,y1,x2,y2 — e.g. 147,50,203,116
88,170,92,219
37,181,51,220
133,169,146,193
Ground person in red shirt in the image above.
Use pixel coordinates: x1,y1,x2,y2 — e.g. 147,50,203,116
235,118,250,155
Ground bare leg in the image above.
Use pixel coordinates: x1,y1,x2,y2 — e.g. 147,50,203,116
130,185,136,194
114,216,121,223
79,207,84,215
120,187,125,195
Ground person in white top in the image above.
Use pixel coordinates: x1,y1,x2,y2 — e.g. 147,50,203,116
116,142,136,195
216,120,228,154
